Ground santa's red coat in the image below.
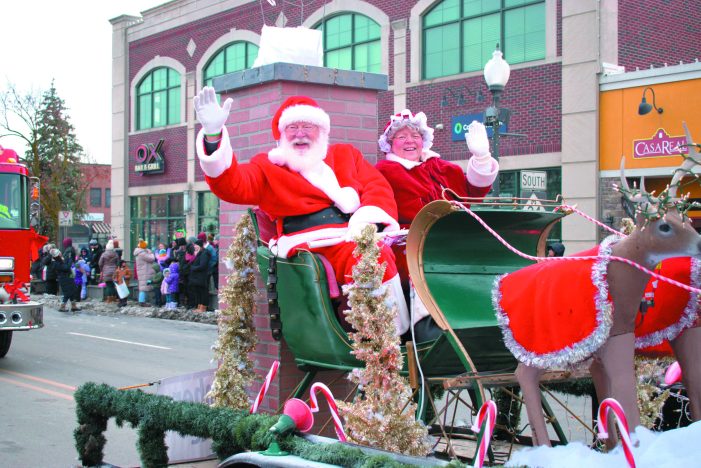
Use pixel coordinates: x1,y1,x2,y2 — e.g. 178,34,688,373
199,134,399,282
376,157,491,226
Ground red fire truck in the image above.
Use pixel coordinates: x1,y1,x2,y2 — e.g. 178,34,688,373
0,146,46,358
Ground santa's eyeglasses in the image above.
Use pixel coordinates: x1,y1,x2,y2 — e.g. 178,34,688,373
285,124,317,134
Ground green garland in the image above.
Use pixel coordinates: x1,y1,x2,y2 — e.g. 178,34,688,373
74,382,471,468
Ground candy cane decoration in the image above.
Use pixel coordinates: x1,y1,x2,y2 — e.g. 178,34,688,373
309,382,347,441
250,360,279,414
597,398,636,468
469,400,497,468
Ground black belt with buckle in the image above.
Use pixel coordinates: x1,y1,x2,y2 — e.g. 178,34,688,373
282,206,350,234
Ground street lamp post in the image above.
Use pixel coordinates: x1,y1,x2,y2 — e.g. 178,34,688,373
483,44,511,197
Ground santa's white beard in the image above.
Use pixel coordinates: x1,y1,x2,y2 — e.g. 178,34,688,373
276,133,329,173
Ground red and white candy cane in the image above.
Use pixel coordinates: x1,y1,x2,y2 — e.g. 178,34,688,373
597,398,636,468
250,360,280,414
309,382,347,441
469,400,497,468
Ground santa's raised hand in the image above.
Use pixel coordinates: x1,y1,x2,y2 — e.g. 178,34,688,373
194,86,233,136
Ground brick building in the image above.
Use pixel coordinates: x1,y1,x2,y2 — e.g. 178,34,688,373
110,0,701,414
80,163,112,242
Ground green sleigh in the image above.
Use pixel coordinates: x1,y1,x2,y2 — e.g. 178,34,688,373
250,197,582,455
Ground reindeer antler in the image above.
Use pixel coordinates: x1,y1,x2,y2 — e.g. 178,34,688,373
668,121,701,198
615,157,664,223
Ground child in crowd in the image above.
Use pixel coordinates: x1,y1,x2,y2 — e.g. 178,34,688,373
164,260,180,309
114,260,132,307
74,259,91,301
148,261,164,306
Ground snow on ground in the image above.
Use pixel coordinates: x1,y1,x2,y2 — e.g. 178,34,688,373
506,421,701,467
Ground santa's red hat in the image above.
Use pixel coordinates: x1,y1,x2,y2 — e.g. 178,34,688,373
272,96,331,140
378,109,434,153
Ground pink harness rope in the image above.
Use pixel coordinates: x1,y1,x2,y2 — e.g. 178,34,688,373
449,201,701,296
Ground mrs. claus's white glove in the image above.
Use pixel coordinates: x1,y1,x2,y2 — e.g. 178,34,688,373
193,86,233,136
465,121,492,171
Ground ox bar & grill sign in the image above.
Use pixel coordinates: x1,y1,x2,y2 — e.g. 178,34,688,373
135,139,165,174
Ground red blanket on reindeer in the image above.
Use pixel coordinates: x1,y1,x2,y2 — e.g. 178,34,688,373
494,236,700,367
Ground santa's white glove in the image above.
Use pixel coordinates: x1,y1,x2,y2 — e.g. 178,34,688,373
344,220,370,243
465,121,492,171
194,86,233,136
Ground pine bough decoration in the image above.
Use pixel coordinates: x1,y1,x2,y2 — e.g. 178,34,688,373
337,224,430,456
73,383,448,468
207,213,259,410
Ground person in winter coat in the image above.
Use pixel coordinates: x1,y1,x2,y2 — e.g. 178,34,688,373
133,239,156,306
99,240,120,303
160,268,172,309
205,233,219,289
62,237,77,268
189,242,211,312
164,260,180,309
74,259,90,300
177,243,193,307
113,260,132,307
88,239,103,284
147,261,164,306
52,248,79,312
40,243,59,295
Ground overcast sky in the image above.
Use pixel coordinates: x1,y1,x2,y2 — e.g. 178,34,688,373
2,1,167,164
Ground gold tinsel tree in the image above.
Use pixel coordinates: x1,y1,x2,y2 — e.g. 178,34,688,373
337,225,430,456
206,214,258,409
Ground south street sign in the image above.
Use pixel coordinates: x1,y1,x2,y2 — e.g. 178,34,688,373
135,139,165,174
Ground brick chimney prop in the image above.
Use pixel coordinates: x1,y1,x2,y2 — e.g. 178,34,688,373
210,63,388,432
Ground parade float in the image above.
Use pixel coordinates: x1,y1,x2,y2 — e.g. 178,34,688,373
73,143,701,466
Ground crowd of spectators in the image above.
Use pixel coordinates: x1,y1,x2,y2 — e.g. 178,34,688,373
30,233,219,312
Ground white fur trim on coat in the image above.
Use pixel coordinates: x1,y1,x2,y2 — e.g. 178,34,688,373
278,104,331,137
466,155,499,188
196,127,234,178
387,274,410,335
300,163,360,214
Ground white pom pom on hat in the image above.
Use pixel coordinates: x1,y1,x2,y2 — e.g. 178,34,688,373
378,109,434,154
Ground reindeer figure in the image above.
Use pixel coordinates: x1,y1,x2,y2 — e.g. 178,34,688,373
493,137,701,446
635,122,701,423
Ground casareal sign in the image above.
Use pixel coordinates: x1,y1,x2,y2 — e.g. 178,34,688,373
633,128,688,159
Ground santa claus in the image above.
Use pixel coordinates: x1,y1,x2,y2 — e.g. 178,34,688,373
193,86,409,335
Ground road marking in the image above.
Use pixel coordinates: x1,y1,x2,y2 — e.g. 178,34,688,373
0,369,76,391
0,375,74,401
67,332,172,350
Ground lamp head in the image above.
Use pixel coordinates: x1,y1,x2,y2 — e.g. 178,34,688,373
484,44,511,91
638,87,663,115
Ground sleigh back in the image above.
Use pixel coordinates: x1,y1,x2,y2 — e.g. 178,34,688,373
407,200,566,374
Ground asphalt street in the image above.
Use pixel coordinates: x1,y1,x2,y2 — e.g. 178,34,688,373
0,304,217,467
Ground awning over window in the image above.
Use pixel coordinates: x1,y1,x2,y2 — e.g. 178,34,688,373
90,222,112,235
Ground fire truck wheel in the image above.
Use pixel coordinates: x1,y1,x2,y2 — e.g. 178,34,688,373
0,331,12,358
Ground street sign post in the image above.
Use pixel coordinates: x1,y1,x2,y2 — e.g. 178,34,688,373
58,211,73,227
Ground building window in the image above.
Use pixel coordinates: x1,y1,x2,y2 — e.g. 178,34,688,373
105,188,111,208
90,188,102,207
136,67,181,130
315,13,381,73
423,0,545,79
197,192,219,236
130,193,185,253
203,42,259,87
